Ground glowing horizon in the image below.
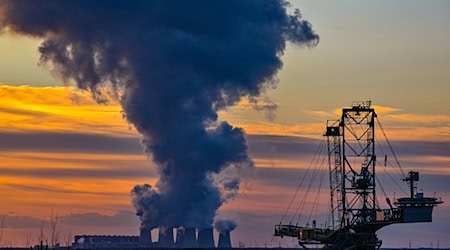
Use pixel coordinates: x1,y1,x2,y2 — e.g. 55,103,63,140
0,0,449,247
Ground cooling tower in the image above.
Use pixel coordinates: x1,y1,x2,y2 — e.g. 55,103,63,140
158,227,174,247
139,228,152,243
175,227,197,248
197,228,215,248
175,228,184,247
218,230,232,248
184,227,198,248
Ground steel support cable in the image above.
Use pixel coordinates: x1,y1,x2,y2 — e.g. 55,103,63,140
376,135,405,182
375,176,388,207
314,155,328,222
379,158,408,196
307,160,328,225
375,139,408,196
278,139,325,225
283,139,325,225
291,147,323,225
376,117,406,178
375,140,406,184
291,141,327,225
307,161,324,224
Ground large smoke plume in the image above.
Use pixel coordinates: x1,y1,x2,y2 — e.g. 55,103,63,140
0,1,318,230
214,219,237,234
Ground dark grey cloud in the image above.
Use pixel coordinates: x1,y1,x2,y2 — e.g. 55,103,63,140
248,97,279,121
1,131,448,165
60,210,139,228
407,173,450,196
0,214,43,229
251,167,449,200
0,132,142,154
0,132,323,157
378,140,450,158
251,167,310,189
0,210,139,229
3,183,111,196
0,131,447,182
248,135,450,172
247,134,321,159
0,166,155,180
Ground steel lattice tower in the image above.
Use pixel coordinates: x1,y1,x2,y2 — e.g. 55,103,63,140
339,100,377,226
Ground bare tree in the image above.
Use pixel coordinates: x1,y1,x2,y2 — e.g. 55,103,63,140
64,230,72,249
38,218,47,247
25,232,33,248
55,231,61,247
0,215,4,247
49,210,60,247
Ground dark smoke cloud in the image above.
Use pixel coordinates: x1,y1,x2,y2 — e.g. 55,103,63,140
249,96,279,121
0,0,318,230
214,219,238,234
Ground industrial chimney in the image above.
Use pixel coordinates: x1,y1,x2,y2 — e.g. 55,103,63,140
184,227,198,248
197,228,215,248
175,228,184,247
158,227,174,247
176,227,197,248
175,227,198,248
218,230,232,248
139,227,152,243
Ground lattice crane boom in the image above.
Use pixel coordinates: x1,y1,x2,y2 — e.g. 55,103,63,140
275,101,443,250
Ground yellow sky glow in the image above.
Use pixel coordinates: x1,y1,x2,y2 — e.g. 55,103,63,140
0,85,132,136
1,84,449,141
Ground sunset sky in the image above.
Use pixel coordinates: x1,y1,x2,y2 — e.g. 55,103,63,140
0,0,449,248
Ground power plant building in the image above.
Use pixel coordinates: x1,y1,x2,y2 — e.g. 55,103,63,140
72,227,233,249
72,235,142,249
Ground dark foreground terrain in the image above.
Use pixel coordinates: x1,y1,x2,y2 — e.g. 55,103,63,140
2,248,450,250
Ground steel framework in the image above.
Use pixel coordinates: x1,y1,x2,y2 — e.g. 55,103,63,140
339,100,377,227
275,101,443,250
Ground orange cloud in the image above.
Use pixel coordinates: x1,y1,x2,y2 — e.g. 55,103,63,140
2,85,449,142
388,113,450,124
371,105,401,115
0,150,155,217
0,85,133,136
230,103,450,141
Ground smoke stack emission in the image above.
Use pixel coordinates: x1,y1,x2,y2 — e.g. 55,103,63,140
158,227,174,248
197,228,215,248
218,231,232,248
0,0,318,231
139,227,152,243
215,219,236,248
177,227,197,248
175,228,184,247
